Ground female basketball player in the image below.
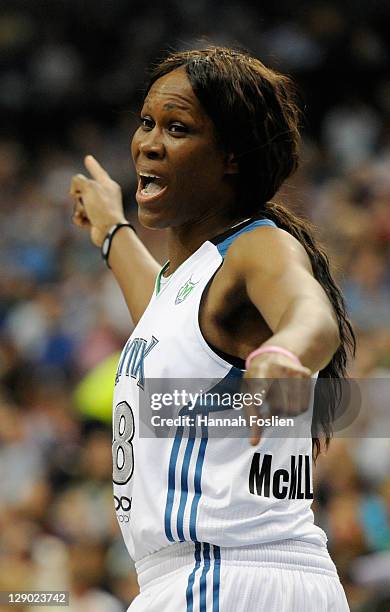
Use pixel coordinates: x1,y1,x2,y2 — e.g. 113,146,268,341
70,47,354,611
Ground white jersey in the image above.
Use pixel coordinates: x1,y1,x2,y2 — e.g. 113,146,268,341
112,217,327,563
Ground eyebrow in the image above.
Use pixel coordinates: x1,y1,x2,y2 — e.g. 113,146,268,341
163,102,191,111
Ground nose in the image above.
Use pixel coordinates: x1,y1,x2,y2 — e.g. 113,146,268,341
139,133,165,160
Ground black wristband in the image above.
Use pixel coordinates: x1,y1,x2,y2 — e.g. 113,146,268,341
101,222,136,268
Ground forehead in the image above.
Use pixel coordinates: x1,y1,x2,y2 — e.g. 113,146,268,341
143,67,202,114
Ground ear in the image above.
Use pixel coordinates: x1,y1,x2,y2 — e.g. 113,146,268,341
224,152,239,175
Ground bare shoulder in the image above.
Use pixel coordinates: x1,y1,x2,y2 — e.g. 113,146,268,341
224,225,313,278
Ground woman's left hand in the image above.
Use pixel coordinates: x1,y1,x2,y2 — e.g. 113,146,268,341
243,352,312,446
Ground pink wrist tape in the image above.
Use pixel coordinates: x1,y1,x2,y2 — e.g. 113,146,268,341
245,345,302,370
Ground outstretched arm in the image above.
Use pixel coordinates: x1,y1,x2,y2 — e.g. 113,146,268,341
224,226,340,445
227,226,340,373
70,156,160,324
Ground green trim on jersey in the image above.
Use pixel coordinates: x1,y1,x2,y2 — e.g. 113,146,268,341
155,257,190,296
155,261,170,295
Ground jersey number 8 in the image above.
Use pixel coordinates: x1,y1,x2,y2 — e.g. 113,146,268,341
112,401,134,485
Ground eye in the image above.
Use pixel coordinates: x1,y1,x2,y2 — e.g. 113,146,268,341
169,123,188,134
140,116,154,130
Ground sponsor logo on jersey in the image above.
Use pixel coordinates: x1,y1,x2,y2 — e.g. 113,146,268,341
249,452,314,500
175,276,198,304
115,335,159,389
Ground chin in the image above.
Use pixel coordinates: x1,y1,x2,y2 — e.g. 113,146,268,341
137,207,171,230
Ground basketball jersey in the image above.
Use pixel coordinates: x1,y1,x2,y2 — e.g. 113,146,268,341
112,217,328,563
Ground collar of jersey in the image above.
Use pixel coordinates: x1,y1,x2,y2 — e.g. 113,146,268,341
154,244,208,297
155,251,200,296
154,216,257,297
155,261,172,295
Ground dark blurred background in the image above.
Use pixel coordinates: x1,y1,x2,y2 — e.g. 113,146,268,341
0,1,390,610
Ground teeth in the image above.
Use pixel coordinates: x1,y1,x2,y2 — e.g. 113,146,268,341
139,173,160,179
141,181,163,196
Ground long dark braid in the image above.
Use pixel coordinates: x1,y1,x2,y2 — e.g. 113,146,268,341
262,201,356,460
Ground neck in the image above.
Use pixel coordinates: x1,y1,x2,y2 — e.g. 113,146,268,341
165,210,247,274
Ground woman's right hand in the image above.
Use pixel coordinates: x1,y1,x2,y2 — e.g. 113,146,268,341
70,155,127,247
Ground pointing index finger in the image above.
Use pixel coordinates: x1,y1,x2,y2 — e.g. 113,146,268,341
84,155,111,183
242,375,271,447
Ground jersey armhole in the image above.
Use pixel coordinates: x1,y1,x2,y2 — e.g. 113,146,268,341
193,216,277,373
207,340,246,370
193,267,245,373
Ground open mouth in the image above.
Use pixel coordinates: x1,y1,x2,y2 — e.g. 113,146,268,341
139,174,165,197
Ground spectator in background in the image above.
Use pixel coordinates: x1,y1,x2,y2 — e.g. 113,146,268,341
342,245,390,332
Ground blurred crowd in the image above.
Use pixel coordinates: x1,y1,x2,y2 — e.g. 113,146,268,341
1,1,390,611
